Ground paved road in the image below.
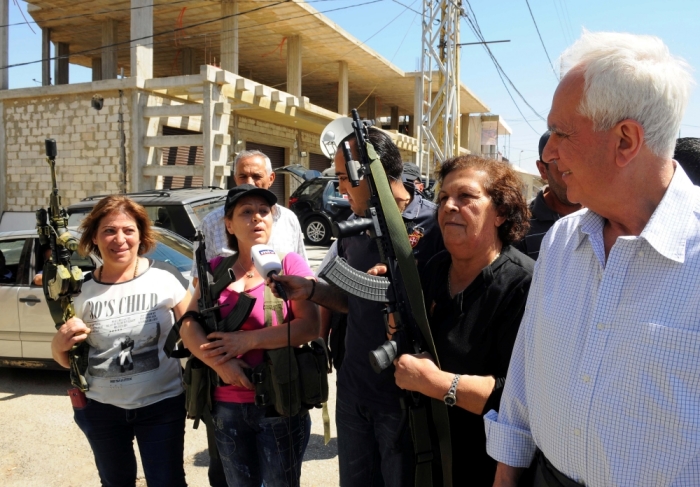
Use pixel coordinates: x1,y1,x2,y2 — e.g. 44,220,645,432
0,244,339,487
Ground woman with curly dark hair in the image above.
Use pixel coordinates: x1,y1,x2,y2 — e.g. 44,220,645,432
391,155,534,486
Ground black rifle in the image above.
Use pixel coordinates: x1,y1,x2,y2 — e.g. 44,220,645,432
194,231,256,336
318,109,453,486
319,111,428,372
175,231,256,429
35,139,86,390
164,231,256,359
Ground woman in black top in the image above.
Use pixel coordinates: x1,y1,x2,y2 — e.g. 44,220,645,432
393,155,534,486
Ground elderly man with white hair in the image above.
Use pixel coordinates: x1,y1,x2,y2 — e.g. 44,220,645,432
192,149,307,284
484,31,697,487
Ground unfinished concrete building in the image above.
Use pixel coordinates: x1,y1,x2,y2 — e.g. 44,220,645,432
0,0,523,215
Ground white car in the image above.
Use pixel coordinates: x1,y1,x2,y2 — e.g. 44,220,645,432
0,227,193,368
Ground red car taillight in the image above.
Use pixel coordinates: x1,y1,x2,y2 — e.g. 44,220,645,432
289,197,299,206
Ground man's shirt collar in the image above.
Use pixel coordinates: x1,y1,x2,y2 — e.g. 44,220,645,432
575,163,696,263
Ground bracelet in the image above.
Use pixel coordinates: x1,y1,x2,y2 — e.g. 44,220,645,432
307,278,317,301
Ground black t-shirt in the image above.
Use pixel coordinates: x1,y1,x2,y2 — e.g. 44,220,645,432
336,194,444,408
513,189,561,260
421,246,533,486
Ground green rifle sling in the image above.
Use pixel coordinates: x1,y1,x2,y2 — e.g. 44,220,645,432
366,142,453,487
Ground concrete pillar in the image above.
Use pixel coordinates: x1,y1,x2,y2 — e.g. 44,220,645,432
54,42,69,85
221,0,238,74
0,0,8,90
42,28,51,86
286,35,302,98
390,106,399,130
92,57,102,81
338,60,348,115
366,95,377,121
102,19,118,79
181,47,197,75
131,0,153,79
459,113,470,150
413,75,422,140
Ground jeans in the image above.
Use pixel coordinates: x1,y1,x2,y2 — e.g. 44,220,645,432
336,394,415,487
73,392,187,487
212,402,311,487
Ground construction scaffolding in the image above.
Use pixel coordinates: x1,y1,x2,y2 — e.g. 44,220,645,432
417,0,462,179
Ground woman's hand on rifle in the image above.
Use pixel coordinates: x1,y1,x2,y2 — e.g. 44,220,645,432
202,330,256,364
214,358,253,390
51,317,91,368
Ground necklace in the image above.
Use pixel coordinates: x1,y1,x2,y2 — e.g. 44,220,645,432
235,259,255,279
98,257,139,283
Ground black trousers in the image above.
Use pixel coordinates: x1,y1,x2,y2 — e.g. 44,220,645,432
533,453,583,487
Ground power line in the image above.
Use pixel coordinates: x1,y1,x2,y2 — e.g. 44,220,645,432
1,0,384,71
0,0,348,30
0,0,199,29
461,1,545,135
524,0,558,81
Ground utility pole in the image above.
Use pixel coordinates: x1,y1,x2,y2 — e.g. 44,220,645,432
418,0,462,180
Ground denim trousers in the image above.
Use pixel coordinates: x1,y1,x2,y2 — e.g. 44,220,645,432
73,392,187,487
212,401,311,487
335,394,415,487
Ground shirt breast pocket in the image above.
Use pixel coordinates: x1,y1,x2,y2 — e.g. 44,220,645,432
628,322,700,430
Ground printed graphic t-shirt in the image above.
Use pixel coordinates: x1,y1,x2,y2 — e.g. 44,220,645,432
74,260,188,409
211,252,313,404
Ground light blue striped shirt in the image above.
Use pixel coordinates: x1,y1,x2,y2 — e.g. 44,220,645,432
485,166,700,486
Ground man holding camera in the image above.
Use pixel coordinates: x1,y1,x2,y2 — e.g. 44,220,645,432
275,127,442,487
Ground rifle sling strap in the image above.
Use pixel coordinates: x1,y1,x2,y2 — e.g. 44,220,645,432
366,142,453,487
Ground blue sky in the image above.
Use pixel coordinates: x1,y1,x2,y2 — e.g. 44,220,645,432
5,0,699,175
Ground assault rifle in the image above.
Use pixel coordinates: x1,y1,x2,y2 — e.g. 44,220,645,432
318,109,453,487
174,231,256,428
35,139,86,390
164,232,256,359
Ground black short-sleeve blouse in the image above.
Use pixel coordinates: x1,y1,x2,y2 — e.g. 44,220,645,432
421,245,534,486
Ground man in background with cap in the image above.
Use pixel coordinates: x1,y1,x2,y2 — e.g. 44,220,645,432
402,161,436,200
514,131,581,260
190,149,306,487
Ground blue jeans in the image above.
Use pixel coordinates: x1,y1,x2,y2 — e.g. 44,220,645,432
73,392,187,487
212,402,311,487
336,394,415,487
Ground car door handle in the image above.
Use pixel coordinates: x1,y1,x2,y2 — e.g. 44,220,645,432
19,296,42,304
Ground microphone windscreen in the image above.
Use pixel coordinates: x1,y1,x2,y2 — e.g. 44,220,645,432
251,244,282,277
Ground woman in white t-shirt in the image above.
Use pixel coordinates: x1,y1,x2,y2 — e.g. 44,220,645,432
51,195,191,487
180,184,320,487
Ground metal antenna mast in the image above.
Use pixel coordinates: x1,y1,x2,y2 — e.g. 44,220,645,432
418,0,462,179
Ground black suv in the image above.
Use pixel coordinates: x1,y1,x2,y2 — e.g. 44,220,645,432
276,165,352,246
67,187,228,241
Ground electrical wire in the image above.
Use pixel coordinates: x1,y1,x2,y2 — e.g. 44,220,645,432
1,0,383,71
461,0,546,135
524,0,558,81
0,0,350,30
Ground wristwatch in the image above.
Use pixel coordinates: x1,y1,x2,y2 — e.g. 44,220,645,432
443,374,461,406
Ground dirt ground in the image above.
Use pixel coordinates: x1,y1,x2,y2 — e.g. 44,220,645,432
0,244,340,486
0,366,339,487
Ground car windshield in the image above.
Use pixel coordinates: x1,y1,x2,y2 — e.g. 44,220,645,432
191,199,225,226
146,231,193,273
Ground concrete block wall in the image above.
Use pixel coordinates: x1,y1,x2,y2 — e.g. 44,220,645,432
3,91,131,210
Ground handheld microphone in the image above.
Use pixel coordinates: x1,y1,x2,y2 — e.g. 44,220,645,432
251,244,288,300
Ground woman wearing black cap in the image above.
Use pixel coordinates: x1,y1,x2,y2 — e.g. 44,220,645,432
179,184,320,487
